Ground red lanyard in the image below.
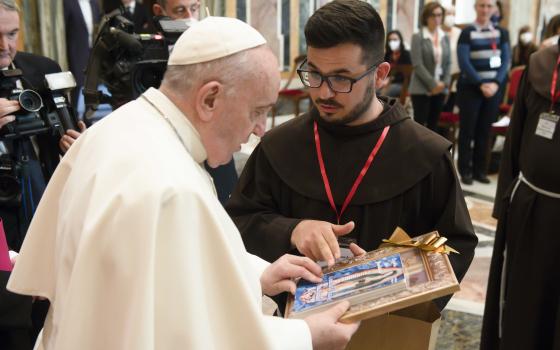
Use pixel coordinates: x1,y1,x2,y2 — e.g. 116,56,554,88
550,54,560,112
484,24,498,53
313,122,390,224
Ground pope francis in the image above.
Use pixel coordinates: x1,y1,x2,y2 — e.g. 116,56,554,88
6,17,359,350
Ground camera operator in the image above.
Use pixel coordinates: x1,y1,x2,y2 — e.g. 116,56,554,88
0,1,84,348
152,0,200,20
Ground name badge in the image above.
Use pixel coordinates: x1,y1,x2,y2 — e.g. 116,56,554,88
535,112,559,140
435,66,443,81
489,56,501,68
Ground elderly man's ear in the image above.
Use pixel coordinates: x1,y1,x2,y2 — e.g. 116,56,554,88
196,81,225,122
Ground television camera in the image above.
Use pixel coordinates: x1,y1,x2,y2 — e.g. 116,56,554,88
83,8,191,126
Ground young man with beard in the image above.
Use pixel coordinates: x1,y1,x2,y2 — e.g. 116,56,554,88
226,0,477,311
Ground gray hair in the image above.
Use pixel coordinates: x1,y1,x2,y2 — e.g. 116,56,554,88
156,0,167,7
0,0,19,12
161,49,261,97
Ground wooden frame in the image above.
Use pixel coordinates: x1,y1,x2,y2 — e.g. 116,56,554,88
285,232,459,323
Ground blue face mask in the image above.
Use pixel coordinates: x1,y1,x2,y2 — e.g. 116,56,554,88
490,14,501,26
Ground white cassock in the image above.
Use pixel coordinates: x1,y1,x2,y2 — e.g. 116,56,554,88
7,88,311,350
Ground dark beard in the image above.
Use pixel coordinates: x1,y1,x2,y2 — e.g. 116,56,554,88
316,83,375,126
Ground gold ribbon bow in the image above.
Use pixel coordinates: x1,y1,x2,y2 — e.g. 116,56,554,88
381,228,459,255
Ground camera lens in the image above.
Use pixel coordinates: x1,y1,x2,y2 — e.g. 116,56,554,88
131,61,166,97
18,89,43,112
0,174,20,203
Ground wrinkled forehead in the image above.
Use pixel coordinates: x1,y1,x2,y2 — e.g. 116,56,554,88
0,7,19,32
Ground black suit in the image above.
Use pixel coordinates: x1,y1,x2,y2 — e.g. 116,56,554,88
122,3,151,33
63,0,101,108
0,52,62,350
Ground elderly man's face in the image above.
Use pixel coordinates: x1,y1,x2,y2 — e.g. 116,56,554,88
0,7,19,69
155,0,200,20
205,48,280,168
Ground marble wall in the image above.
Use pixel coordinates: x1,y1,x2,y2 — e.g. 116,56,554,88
245,0,560,72
250,0,284,68
396,0,420,47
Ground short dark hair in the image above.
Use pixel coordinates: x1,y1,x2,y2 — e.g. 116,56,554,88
304,0,385,66
544,14,560,39
421,2,445,27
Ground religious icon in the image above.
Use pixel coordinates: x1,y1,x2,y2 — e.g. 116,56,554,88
285,230,460,322
291,254,407,317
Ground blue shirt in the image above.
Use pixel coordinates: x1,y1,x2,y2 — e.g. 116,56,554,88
457,23,511,86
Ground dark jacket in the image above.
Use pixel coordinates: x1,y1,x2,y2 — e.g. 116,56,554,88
122,2,151,33
63,0,102,87
0,51,62,350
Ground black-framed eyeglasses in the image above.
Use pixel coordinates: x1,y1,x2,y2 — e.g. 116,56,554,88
297,58,379,93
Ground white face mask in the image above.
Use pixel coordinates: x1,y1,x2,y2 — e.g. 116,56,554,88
178,17,198,27
443,15,455,28
519,32,533,44
388,40,401,52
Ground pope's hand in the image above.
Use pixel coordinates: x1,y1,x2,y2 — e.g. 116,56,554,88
260,254,323,296
305,301,360,350
291,220,355,267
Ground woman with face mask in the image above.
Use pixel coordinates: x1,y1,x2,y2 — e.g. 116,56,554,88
409,1,451,131
512,26,538,68
381,30,412,98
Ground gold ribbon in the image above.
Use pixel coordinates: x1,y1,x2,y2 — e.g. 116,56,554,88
381,230,459,255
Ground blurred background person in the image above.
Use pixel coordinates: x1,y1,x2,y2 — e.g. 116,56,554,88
541,14,560,49
480,38,560,350
380,30,411,98
120,0,151,33
152,0,200,20
491,0,504,27
442,5,461,112
511,25,537,68
63,0,101,111
409,1,450,131
456,0,510,185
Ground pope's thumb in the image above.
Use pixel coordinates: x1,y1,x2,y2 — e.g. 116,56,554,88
332,221,355,236
327,301,351,321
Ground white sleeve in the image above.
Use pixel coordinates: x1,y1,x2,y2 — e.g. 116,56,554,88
248,252,270,279
248,254,313,349
263,315,313,350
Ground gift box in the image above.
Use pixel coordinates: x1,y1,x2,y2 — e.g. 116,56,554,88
285,228,459,322
347,301,441,350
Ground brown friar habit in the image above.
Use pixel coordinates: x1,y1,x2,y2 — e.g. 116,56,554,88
226,97,477,310
481,45,560,349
